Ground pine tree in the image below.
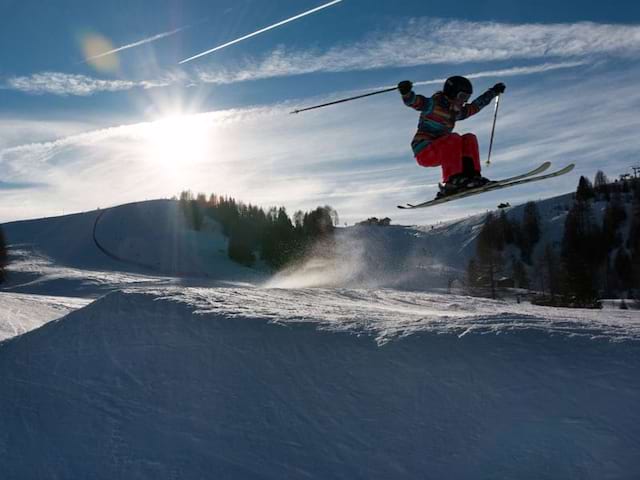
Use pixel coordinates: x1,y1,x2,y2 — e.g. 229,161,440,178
179,190,204,231
613,248,634,292
627,197,640,292
594,170,610,199
473,213,505,298
561,200,604,303
0,227,7,283
511,256,530,289
228,222,256,266
520,202,541,264
543,244,561,297
499,210,515,245
576,176,595,202
261,207,297,269
466,259,480,294
602,198,626,252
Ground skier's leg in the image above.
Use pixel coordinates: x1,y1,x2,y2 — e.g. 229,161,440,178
461,133,481,176
414,145,441,168
415,134,463,182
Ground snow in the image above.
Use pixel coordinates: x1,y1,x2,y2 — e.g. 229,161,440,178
0,292,89,341
1,198,639,479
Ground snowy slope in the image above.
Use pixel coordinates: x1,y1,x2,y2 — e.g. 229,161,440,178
1,288,639,479
1,199,262,295
0,292,89,341
1,197,640,479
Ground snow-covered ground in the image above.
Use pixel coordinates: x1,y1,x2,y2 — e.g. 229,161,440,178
1,199,639,479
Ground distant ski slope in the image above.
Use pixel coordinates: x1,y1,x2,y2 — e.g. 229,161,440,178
1,199,262,280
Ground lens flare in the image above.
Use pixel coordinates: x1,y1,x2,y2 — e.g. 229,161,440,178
81,33,119,73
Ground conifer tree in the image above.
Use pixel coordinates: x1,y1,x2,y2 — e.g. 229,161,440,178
627,197,640,292
520,202,541,264
466,258,480,294
594,170,610,199
228,222,256,266
473,213,505,298
576,176,595,202
0,227,7,283
561,200,604,302
613,248,634,292
602,198,626,252
533,243,560,297
511,257,530,289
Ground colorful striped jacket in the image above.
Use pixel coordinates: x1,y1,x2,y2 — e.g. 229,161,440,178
402,88,497,155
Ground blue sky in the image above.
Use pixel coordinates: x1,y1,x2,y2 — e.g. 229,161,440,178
1,0,640,224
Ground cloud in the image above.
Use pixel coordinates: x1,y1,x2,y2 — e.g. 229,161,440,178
0,181,45,190
2,63,640,225
2,72,177,96
195,19,640,84
412,61,589,87
6,19,638,96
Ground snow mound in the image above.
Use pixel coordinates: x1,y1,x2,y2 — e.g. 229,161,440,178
1,289,639,479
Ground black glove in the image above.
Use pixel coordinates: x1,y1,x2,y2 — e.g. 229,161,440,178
398,80,413,95
491,82,506,95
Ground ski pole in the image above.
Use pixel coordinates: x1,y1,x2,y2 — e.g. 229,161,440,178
486,93,501,166
290,86,398,114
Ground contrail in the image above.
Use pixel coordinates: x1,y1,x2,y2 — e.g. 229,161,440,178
85,26,188,61
179,0,342,65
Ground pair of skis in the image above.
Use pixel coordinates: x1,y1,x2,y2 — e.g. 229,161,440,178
398,162,575,209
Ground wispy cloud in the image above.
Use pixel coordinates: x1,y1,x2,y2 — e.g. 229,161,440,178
5,19,638,96
195,19,640,84
413,61,589,87
289,60,588,113
2,71,183,96
0,180,45,190
2,59,640,224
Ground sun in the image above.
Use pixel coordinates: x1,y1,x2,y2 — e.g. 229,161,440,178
144,114,212,169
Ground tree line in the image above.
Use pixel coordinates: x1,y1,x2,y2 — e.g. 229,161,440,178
0,226,6,283
178,191,338,270
467,171,640,307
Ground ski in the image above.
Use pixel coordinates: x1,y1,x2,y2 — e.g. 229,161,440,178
398,162,574,209
398,161,551,209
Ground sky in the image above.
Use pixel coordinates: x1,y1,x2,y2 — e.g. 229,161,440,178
1,0,640,225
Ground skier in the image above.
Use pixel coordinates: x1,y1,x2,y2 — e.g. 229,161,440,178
398,76,506,196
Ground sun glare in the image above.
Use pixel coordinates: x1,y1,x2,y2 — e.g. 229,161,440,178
145,114,212,170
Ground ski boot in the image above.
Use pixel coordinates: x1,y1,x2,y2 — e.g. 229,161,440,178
436,174,491,198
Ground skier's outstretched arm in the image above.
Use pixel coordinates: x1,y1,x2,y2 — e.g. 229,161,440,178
398,80,434,113
457,82,505,121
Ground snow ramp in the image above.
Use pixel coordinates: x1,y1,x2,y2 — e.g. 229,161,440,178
1,289,639,479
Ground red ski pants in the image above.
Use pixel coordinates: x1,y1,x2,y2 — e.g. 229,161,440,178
415,133,480,182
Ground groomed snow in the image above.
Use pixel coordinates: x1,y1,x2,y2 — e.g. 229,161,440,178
1,198,639,479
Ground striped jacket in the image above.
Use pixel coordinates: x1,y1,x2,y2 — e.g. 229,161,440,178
402,88,497,155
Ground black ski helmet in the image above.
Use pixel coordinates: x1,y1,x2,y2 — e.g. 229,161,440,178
443,76,473,100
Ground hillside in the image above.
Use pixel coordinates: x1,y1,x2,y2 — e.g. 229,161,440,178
1,196,640,479
1,199,262,297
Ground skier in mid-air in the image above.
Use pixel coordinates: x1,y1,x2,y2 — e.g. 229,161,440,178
398,76,506,197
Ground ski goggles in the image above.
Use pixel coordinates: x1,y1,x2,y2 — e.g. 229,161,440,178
456,91,471,103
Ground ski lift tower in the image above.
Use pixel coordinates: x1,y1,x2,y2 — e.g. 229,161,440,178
632,165,640,178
